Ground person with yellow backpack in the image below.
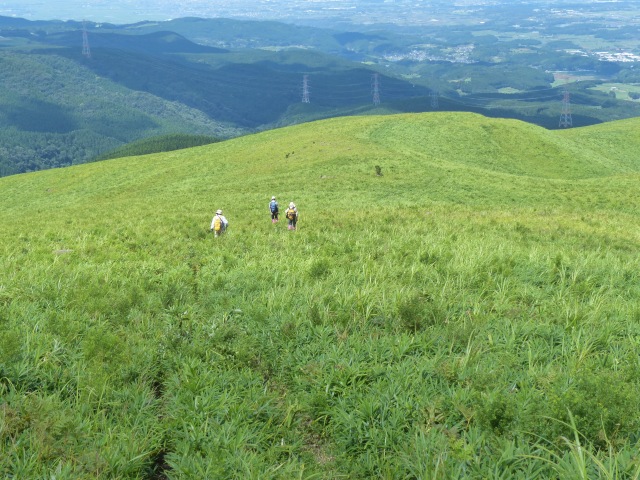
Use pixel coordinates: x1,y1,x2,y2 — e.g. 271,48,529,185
209,209,229,237
285,202,298,230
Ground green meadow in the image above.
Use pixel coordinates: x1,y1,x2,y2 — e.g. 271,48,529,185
2,112,640,478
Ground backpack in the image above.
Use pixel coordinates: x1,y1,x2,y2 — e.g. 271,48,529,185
213,215,222,232
270,200,278,213
286,208,296,220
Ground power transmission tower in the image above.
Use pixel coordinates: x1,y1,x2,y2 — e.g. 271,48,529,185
372,73,381,106
301,75,310,103
82,21,91,59
559,88,572,128
430,90,439,109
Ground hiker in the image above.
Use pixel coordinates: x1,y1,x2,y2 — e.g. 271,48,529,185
210,209,229,237
269,196,279,223
285,202,298,230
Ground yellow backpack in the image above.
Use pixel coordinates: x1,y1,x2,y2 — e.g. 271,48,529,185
213,215,222,232
286,208,296,220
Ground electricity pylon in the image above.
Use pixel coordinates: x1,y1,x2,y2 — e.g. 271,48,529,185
559,88,572,128
372,73,381,106
82,21,91,59
302,75,310,103
430,90,439,109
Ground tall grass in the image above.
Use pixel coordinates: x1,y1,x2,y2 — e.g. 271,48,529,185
1,112,640,477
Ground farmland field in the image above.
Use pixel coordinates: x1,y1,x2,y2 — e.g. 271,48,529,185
589,83,640,101
1,112,640,478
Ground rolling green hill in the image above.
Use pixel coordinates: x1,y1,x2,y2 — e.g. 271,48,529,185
2,113,640,478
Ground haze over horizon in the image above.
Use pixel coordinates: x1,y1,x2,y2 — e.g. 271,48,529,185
1,0,426,24
0,0,608,25
1,0,205,23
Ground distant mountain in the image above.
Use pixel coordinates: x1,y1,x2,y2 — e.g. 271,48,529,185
0,14,638,176
45,30,228,54
0,17,434,176
0,47,245,177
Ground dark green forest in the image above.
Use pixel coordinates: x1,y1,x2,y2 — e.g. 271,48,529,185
94,134,221,162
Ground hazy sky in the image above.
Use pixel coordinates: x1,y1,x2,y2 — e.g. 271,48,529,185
0,0,437,25
0,1,242,23
0,1,619,26
0,0,379,23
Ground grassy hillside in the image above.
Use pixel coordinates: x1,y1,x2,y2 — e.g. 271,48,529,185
2,112,640,478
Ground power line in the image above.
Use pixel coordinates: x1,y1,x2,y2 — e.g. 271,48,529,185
71,39,579,116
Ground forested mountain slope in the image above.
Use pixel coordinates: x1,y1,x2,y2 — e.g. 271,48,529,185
0,49,244,176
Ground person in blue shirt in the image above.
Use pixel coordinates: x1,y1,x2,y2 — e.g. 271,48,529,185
269,196,279,223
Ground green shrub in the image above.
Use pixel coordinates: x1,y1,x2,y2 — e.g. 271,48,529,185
547,371,640,450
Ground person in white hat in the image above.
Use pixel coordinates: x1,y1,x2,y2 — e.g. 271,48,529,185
210,209,229,237
285,202,298,230
269,196,279,223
